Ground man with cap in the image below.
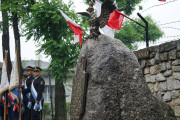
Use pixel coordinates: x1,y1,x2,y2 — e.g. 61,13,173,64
21,66,34,120
29,66,45,120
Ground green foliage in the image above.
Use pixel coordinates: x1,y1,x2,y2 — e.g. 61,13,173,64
42,103,51,120
115,16,164,50
66,103,71,120
84,0,143,15
23,0,82,82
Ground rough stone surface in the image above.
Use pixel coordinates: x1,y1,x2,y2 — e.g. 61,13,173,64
167,77,174,90
147,58,156,66
172,59,180,66
145,74,156,83
159,62,166,72
172,66,180,72
164,70,172,77
177,40,180,51
169,50,177,60
174,73,180,80
177,51,180,58
140,60,146,68
163,92,172,102
174,106,180,117
171,91,179,99
156,73,166,82
166,61,172,70
144,67,150,74
150,65,159,75
158,82,168,92
160,52,168,61
154,82,158,92
75,35,176,120
173,80,180,90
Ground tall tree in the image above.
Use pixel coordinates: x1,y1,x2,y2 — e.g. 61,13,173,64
23,1,82,119
1,0,12,79
12,4,23,77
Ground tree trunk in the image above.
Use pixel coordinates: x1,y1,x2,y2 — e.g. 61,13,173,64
55,80,67,120
12,11,22,77
1,0,12,79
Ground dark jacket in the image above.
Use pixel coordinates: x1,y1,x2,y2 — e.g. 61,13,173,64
22,75,34,103
30,76,45,103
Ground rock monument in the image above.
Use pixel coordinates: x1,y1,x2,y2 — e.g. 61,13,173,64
70,34,177,120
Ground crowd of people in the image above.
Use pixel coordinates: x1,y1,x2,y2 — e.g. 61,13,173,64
0,66,45,120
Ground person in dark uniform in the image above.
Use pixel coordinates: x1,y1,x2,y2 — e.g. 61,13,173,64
21,66,34,120
8,92,19,120
0,94,4,120
21,75,28,119
30,66,45,120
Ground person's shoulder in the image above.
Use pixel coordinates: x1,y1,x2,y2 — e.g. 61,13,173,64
38,76,45,85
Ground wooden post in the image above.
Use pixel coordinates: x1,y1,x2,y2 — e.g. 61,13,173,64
17,47,22,120
4,50,8,120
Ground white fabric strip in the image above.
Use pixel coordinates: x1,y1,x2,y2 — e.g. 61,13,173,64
0,59,9,94
95,0,103,17
101,25,115,38
60,10,79,27
74,34,79,43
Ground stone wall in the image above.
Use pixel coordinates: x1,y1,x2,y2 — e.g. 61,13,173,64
134,40,180,119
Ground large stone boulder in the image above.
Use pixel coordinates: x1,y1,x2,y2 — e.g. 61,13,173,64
74,34,176,120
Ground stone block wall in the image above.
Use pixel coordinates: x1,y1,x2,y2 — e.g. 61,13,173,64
134,40,180,119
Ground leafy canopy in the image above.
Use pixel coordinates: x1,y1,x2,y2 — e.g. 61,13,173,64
23,0,82,82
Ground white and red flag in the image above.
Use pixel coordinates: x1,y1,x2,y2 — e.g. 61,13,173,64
159,0,166,2
0,58,9,94
60,10,83,46
95,0,125,38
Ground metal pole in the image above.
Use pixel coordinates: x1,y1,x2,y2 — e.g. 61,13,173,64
49,73,54,120
137,13,149,47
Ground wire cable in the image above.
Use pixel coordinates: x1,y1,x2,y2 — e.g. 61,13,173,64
159,20,180,26
160,27,180,31
142,0,178,13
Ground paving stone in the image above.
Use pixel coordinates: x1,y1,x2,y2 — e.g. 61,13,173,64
169,50,177,60
174,106,180,117
160,52,168,61
173,73,180,80
147,59,156,66
174,98,180,106
159,62,166,72
150,65,159,75
144,67,150,74
167,77,174,90
177,51,180,58
154,82,158,92
145,74,156,83
163,92,171,102
147,83,154,93
177,40,180,51
173,80,180,90
172,59,180,66
171,91,179,99
140,60,146,68
150,52,155,58
156,73,166,82
164,70,172,77
158,82,168,92
172,66,180,72
166,61,172,70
